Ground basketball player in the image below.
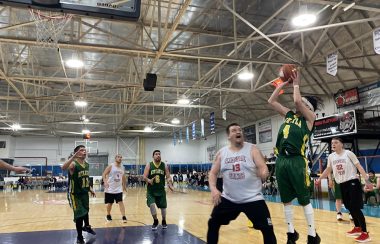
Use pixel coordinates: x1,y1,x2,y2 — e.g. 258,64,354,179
268,70,321,244
207,123,277,244
328,173,354,221
62,145,96,244
102,154,128,223
0,159,30,173
316,137,372,242
143,150,174,230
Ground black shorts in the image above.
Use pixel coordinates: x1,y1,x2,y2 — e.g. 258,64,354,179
105,192,123,204
340,178,363,210
210,197,273,230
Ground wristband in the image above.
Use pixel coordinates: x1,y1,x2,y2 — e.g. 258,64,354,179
293,85,299,88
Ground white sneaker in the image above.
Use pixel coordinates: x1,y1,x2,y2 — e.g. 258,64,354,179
337,212,343,221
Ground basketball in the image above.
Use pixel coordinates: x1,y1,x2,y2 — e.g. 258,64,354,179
279,64,297,83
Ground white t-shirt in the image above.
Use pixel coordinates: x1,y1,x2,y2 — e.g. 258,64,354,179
219,142,264,204
327,150,359,184
106,163,125,194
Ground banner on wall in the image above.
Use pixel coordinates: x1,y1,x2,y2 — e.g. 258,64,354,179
186,127,189,143
173,132,176,146
326,52,338,76
210,112,215,134
207,145,216,162
201,118,205,137
222,109,227,120
243,124,256,144
179,129,182,144
345,81,380,110
314,110,357,139
258,119,272,143
374,27,380,54
334,87,360,108
192,122,196,140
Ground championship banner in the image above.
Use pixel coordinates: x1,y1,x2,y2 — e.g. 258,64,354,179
186,127,189,143
334,87,360,108
374,27,380,54
258,119,272,143
179,129,182,144
326,52,338,76
192,122,196,140
222,109,227,120
314,110,357,139
173,132,177,146
201,118,205,137
210,112,215,134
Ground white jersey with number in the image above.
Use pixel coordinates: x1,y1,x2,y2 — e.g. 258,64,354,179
220,142,263,204
106,163,124,193
327,150,359,184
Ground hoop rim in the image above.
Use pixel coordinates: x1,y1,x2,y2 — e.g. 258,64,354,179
29,8,73,20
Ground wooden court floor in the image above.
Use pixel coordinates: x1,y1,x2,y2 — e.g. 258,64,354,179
0,187,379,244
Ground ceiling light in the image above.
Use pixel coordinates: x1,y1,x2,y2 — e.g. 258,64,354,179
292,13,317,27
82,129,90,134
177,98,190,105
11,123,21,131
171,118,180,124
144,126,153,132
238,71,254,80
74,100,88,107
66,59,84,68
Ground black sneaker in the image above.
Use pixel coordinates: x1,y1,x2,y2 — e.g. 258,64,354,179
286,230,299,244
105,215,112,222
151,219,159,230
162,219,167,229
122,216,127,223
76,236,85,244
307,233,321,244
82,225,96,235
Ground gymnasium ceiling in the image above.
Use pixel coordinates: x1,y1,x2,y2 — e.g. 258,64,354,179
0,0,379,138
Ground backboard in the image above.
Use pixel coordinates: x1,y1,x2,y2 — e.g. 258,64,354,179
0,0,141,21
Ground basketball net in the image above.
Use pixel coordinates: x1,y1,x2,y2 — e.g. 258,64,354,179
30,9,73,48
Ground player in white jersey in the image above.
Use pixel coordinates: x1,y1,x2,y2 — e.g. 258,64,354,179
102,154,128,223
207,123,277,244
316,137,373,243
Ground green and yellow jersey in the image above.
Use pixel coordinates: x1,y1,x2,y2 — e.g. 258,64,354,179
275,111,313,157
147,161,166,196
69,160,90,194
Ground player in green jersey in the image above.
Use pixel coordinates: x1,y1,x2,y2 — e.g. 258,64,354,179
268,70,322,244
62,145,96,244
143,150,174,230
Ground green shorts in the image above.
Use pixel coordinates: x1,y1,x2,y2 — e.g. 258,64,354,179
275,155,311,206
69,193,89,221
146,192,167,208
334,180,342,200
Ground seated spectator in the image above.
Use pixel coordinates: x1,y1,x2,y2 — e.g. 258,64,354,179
363,170,380,206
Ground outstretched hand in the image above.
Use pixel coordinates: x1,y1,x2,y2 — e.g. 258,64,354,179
291,70,300,86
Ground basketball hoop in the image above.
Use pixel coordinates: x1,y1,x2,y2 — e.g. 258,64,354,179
30,9,73,48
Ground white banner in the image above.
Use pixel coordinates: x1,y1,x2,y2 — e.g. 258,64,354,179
374,28,380,54
326,52,338,76
201,118,205,137
222,109,227,120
